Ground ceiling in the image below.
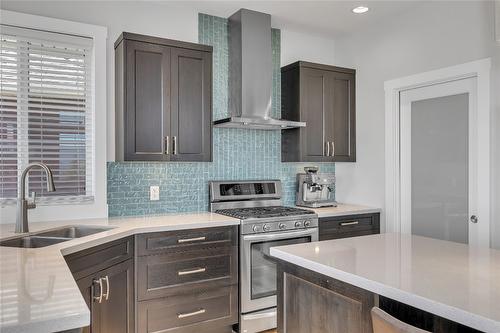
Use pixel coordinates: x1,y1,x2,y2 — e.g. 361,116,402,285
169,0,425,38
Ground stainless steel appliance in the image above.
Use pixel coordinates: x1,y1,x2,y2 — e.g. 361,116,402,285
210,180,318,333
213,9,305,130
296,166,337,208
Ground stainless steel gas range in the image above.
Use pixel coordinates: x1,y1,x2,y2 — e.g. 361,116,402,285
209,180,319,333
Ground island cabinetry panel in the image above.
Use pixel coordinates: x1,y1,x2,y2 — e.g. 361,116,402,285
319,213,380,241
135,226,238,333
277,261,374,333
281,61,356,162
64,237,135,333
115,32,212,162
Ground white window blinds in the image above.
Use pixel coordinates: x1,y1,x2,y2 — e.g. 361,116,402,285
0,25,94,204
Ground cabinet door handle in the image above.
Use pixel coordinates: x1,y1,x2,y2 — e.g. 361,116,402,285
325,141,330,157
93,278,103,303
331,141,335,157
177,308,206,319
177,236,206,244
178,267,206,276
102,275,110,301
172,136,177,155
340,221,359,226
164,136,169,155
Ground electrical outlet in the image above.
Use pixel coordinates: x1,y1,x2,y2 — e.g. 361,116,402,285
150,186,160,201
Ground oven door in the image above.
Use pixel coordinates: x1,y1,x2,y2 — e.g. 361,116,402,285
241,228,318,313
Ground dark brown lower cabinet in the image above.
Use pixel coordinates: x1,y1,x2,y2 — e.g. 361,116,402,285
135,225,239,333
319,213,380,241
277,261,374,333
76,259,134,333
277,260,481,333
64,237,135,333
137,285,237,333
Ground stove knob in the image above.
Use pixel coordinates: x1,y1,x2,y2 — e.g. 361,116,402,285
263,224,271,232
252,225,261,233
295,221,302,228
304,220,311,227
279,223,286,230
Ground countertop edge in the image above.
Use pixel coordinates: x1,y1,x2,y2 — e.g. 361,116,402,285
270,247,500,333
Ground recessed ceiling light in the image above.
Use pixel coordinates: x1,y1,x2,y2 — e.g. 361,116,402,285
352,6,369,14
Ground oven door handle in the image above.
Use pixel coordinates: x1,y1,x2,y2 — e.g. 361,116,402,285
243,228,318,242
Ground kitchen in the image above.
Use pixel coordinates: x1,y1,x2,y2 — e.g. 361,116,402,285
0,1,499,333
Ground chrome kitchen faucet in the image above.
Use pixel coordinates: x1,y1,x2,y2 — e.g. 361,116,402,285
16,162,56,233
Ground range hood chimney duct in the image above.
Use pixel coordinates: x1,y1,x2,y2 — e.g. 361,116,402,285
213,9,305,130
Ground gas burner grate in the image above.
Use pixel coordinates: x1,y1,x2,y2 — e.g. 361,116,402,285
216,206,315,219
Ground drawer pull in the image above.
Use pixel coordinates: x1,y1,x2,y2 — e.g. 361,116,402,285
177,308,206,319
177,236,206,244
340,221,359,226
103,275,110,301
178,267,206,276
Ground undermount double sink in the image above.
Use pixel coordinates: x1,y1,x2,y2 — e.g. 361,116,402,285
0,225,116,249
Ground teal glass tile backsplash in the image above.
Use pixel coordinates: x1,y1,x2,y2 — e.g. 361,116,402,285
107,14,335,217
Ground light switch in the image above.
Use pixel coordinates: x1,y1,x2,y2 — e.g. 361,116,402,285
150,186,160,201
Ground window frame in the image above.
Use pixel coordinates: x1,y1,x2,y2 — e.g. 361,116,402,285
0,10,108,223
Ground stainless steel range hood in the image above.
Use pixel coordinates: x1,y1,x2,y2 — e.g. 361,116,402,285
214,9,305,130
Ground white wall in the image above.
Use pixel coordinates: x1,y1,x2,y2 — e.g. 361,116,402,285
0,1,336,163
333,1,500,248
281,29,335,67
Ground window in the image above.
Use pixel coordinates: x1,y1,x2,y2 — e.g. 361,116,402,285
0,25,94,205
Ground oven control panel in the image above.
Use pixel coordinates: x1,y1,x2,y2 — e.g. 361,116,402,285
241,217,318,235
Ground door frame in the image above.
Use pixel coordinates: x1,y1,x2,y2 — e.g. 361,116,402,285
384,58,491,246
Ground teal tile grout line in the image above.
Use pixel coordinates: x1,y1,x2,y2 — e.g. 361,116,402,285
107,14,335,217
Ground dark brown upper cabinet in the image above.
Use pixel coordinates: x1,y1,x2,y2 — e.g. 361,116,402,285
281,61,356,162
115,32,213,162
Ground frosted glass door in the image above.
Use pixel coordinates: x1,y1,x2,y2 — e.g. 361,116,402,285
410,94,469,243
398,77,486,245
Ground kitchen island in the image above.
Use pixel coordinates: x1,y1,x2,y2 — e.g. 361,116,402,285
270,233,500,333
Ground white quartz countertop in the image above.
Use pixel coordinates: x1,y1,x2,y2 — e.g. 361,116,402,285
270,233,500,333
308,203,381,218
0,213,239,333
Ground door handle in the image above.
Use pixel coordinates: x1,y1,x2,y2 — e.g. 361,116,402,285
325,142,330,157
172,136,177,155
164,136,169,155
330,141,335,157
470,215,478,224
102,275,110,301
93,278,103,303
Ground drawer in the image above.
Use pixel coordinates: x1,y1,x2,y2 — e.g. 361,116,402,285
136,226,235,256
64,236,133,280
137,286,238,333
319,213,380,241
137,250,237,300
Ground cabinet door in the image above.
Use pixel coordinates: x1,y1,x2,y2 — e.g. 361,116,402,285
95,259,135,333
75,273,101,333
170,48,212,162
125,40,171,161
76,259,134,333
325,71,356,162
299,67,330,162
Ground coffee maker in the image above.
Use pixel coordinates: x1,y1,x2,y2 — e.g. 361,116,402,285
296,166,336,208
